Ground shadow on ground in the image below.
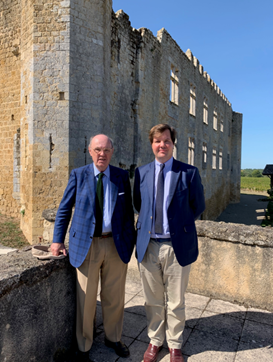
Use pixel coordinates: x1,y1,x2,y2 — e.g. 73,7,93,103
216,193,269,226
82,303,273,362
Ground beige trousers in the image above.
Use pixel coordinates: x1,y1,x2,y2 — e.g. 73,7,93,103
76,237,128,352
139,240,191,349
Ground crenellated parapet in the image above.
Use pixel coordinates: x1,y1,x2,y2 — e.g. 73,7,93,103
186,48,231,107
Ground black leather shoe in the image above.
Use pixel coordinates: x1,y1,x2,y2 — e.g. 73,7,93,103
105,338,130,358
75,349,91,362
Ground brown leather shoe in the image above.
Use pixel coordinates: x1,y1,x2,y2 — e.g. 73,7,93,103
169,348,184,362
144,344,163,362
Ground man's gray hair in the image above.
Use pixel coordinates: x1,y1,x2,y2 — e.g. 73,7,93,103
89,134,114,148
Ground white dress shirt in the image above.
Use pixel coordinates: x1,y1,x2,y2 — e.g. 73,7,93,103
151,157,173,238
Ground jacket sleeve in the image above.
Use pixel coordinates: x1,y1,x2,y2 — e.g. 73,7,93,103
133,167,141,213
53,170,77,243
189,167,206,220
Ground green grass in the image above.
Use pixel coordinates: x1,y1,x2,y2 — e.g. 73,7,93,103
0,215,29,249
241,177,270,192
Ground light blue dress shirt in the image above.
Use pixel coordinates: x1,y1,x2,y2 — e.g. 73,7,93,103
151,157,173,238
93,164,112,233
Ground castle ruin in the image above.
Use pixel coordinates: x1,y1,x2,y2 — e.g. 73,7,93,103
0,0,242,243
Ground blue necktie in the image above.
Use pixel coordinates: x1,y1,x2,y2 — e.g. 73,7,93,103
155,163,165,234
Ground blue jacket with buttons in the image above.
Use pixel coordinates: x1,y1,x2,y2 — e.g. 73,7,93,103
133,158,205,267
53,163,135,268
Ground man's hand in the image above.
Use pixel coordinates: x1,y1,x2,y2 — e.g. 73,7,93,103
51,243,67,257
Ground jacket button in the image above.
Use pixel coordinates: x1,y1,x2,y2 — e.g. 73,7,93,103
149,231,151,234
150,216,153,219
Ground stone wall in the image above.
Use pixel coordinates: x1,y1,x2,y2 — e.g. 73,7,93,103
0,248,76,362
19,0,71,242
43,215,273,312
0,0,242,243
189,221,273,311
0,0,22,218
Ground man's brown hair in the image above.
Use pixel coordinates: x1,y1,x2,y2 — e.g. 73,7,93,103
149,124,177,144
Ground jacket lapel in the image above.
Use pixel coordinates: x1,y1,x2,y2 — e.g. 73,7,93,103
167,158,181,209
85,163,95,210
109,165,119,215
147,162,155,206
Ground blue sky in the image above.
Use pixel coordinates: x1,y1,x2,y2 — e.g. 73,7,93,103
113,0,273,169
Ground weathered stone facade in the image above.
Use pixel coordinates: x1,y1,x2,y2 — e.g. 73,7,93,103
0,0,242,243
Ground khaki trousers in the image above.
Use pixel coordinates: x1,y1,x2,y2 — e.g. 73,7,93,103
139,240,191,349
76,237,127,352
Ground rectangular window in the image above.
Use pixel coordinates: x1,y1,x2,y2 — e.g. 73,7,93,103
220,116,224,132
189,86,196,116
219,150,223,170
188,137,195,166
203,98,208,124
213,109,217,130
202,143,207,169
212,148,217,169
170,69,179,105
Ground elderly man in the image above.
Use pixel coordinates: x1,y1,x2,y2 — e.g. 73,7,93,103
51,134,135,361
134,124,205,362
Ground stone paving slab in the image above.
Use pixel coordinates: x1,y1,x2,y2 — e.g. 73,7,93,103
234,344,273,362
91,268,273,362
205,299,247,318
195,310,245,341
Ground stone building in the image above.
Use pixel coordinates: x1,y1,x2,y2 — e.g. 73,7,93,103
0,0,242,243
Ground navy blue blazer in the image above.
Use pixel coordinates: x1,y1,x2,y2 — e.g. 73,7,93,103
53,164,135,268
133,158,205,267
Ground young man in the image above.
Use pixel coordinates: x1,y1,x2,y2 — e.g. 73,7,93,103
134,124,205,362
51,134,135,361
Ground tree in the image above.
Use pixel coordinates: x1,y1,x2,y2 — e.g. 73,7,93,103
252,169,262,178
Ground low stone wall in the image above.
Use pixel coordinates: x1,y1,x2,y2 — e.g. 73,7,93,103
0,247,76,362
189,221,273,311
42,212,273,311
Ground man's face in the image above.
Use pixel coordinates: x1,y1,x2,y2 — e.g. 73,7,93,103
151,129,174,163
88,135,114,172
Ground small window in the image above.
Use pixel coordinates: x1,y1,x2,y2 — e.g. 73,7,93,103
170,68,179,105
213,109,217,130
202,143,207,169
212,148,217,169
188,137,195,166
203,98,208,124
220,116,224,132
219,150,223,170
189,86,196,116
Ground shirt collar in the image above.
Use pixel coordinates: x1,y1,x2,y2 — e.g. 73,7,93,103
93,164,110,178
155,157,173,172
